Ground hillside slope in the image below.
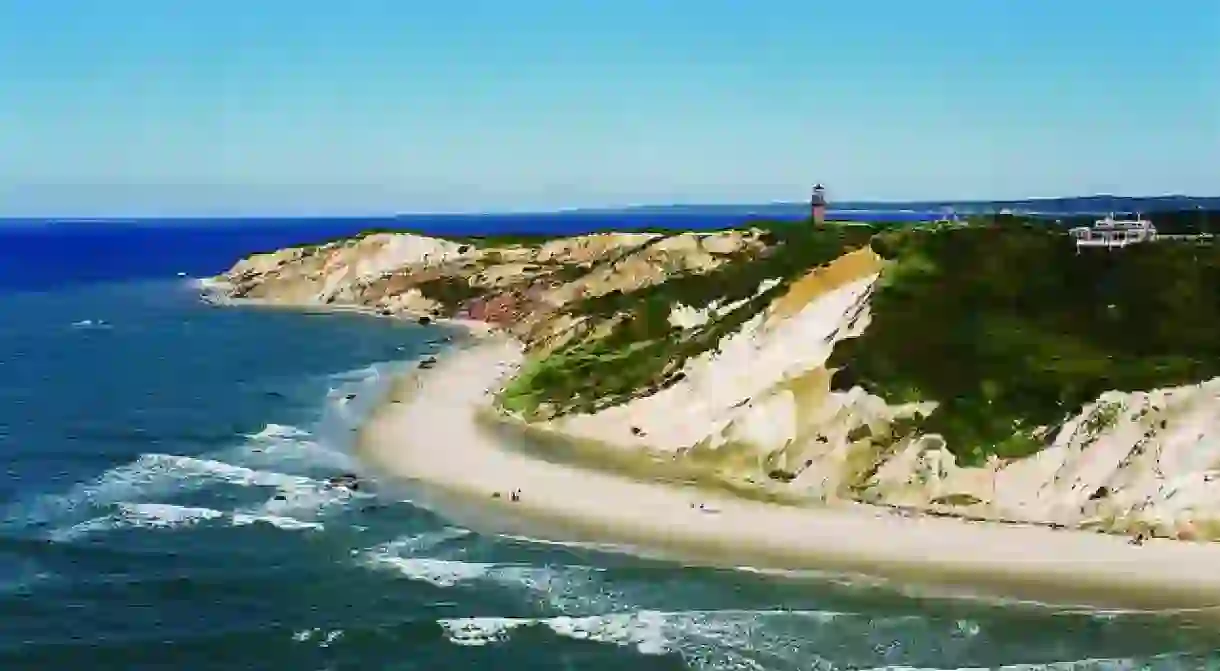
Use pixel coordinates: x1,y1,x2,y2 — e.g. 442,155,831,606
206,221,1220,540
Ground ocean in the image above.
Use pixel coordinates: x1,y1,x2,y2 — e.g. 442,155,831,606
2,214,1220,670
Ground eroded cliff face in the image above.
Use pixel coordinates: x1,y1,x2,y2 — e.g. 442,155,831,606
207,229,769,347
209,226,1220,539
538,245,1220,539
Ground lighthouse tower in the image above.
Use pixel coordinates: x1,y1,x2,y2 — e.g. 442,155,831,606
810,183,827,226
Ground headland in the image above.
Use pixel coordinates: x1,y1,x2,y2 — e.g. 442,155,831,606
204,209,1220,610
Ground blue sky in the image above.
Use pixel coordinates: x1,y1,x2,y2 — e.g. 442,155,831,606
0,0,1216,216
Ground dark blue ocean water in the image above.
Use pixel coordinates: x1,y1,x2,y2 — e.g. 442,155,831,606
2,214,1219,670
0,211,935,292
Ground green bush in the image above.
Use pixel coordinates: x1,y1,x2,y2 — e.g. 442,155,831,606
827,224,1220,465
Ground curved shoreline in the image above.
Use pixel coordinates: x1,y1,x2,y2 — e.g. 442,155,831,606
356,337,1220,615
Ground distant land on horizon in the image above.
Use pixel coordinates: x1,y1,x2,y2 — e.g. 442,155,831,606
2,194,1218,225
579,194,1220,218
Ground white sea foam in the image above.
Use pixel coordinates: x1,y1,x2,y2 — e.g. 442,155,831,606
363,550,611,605
439,608,1200,671
48,501,324,540
327,363,386,385
4,453,319,530
236,421,363,476
494,532,640,555
380,527,473,554
291,628,344,647
230,512,325,531
861,655,1203,671
3,356,410,544
247,423,312,441
359,527,626,615
14,438,358,538
368,556,501,587
359,528,497,587
437,608,851,668
100,453,316,494
116,502,226,527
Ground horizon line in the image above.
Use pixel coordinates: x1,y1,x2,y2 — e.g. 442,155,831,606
0,193,1214,222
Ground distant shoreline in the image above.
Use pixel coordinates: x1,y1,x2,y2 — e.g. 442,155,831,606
5,193,1217,223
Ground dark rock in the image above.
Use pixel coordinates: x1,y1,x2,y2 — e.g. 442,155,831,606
344,393,357,401
1088,486,1110,501
829,366,858,391
418,315,433,325
327,473,361,491
767,469,797,483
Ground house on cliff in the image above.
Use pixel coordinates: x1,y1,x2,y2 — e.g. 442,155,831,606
1069,214,1157,250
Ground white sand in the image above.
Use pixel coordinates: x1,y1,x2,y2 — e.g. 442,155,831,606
358,338,1220,613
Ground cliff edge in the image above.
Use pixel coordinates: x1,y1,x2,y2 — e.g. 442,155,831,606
206,220,1220,541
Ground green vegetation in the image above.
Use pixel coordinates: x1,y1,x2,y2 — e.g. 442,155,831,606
828,222,1220,466
1081,399,1124,436
414,276,484,307
500,224,877,418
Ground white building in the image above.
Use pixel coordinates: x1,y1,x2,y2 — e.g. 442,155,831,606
1069,214,1157,250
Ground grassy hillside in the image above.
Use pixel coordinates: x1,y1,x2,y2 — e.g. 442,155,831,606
495,216,1220,467
499,222,878,418
829,221,1220,465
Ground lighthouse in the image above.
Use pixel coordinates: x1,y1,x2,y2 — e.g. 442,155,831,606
810,183,827,226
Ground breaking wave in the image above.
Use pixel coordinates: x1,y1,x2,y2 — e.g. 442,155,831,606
1,357,396,541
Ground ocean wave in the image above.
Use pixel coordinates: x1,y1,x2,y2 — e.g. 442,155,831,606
2,352,395,539
436,608,877,669
3,444,363,538
326,362,392,386
360,528,635,616
245,423,312,441
72,452,314,502
359,528,502,587
291,628,344,647
236,421,362,475
48,502,324,540
859,654,1211,670
494,532,643,555
436,609,1210,671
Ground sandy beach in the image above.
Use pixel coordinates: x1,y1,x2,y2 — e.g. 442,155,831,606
357,337,1220,614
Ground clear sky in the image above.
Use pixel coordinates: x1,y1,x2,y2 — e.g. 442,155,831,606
0,0,1216,216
